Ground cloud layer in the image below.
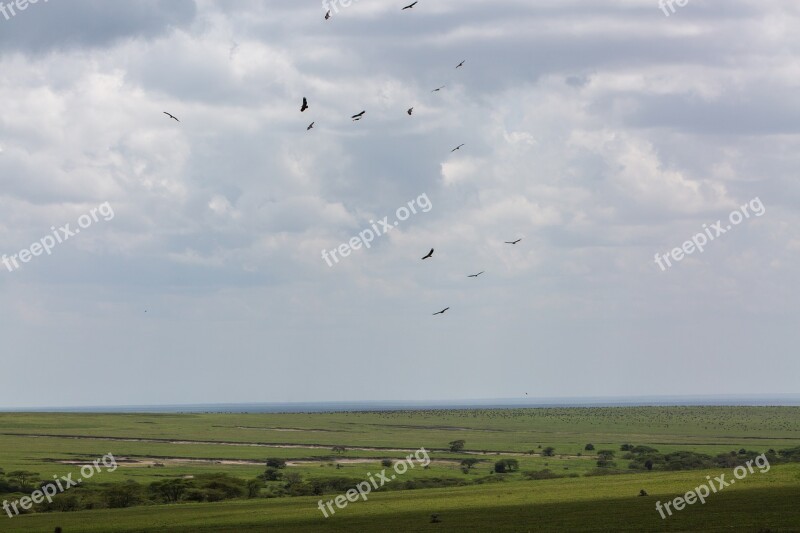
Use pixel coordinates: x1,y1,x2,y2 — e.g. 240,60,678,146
1,0,798,407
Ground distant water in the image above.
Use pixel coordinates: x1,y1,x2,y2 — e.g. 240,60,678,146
4,395,800,413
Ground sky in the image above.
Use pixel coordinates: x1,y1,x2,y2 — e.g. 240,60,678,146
1,0,799,408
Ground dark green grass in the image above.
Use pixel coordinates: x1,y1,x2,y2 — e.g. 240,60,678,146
4,465,799,532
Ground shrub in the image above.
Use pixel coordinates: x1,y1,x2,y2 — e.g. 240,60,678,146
448,440,466,452
263,468,282,481
247,479,262,498
522,469,560,480
494,459,519,473
103,482,142,509
596,459,617,468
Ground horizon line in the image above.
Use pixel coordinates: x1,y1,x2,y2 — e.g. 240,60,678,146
2,393,800,413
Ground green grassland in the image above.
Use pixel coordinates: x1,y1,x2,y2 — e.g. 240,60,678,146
5,465,800,532
0,406,798,531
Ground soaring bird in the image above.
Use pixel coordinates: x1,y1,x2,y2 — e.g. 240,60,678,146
467,271,485,278
163,112,179,122
433,307,450,316
407,107,414,116
301,97,309,112
351,110,366,121
456,60,466,68
402,1,418,10
421,248,434,260
325,9,331,19
432,85,446,92
307,122,315,131
505,239,522,245
451,144,465,152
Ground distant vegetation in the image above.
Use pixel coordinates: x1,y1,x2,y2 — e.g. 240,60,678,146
2,444,798,516
1,406,798,528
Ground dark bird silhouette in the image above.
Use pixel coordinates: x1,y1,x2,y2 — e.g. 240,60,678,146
307,122,315,131
467,271,485,278
456,60,465,68
402,1,418,10
325,9,331,19
351,110,366,121
163,112,179,122
301,97,309,112
432,85,446,92
505,239,522,245
421,248,434,260
433,307,450,316
407,107,414,116
451,144,465,152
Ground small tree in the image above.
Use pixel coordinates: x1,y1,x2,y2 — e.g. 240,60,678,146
449,440,466,452
584,444,595,451
265,459,286,469
460,458,480,472
149,479,189,503
8,471,39,491
381,459,393,468
494,459,519,473
597,450,615,459
542,447,555,457
597,450,616,468
283,473,302,488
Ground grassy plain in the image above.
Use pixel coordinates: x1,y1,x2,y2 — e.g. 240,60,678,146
0,406,797,531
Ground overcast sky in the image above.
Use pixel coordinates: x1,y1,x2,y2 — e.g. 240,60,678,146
1,0,799,408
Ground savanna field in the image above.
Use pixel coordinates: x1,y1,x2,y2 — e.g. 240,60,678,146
1,407,798,532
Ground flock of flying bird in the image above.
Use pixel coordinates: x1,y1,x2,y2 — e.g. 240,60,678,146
162,1,523,318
